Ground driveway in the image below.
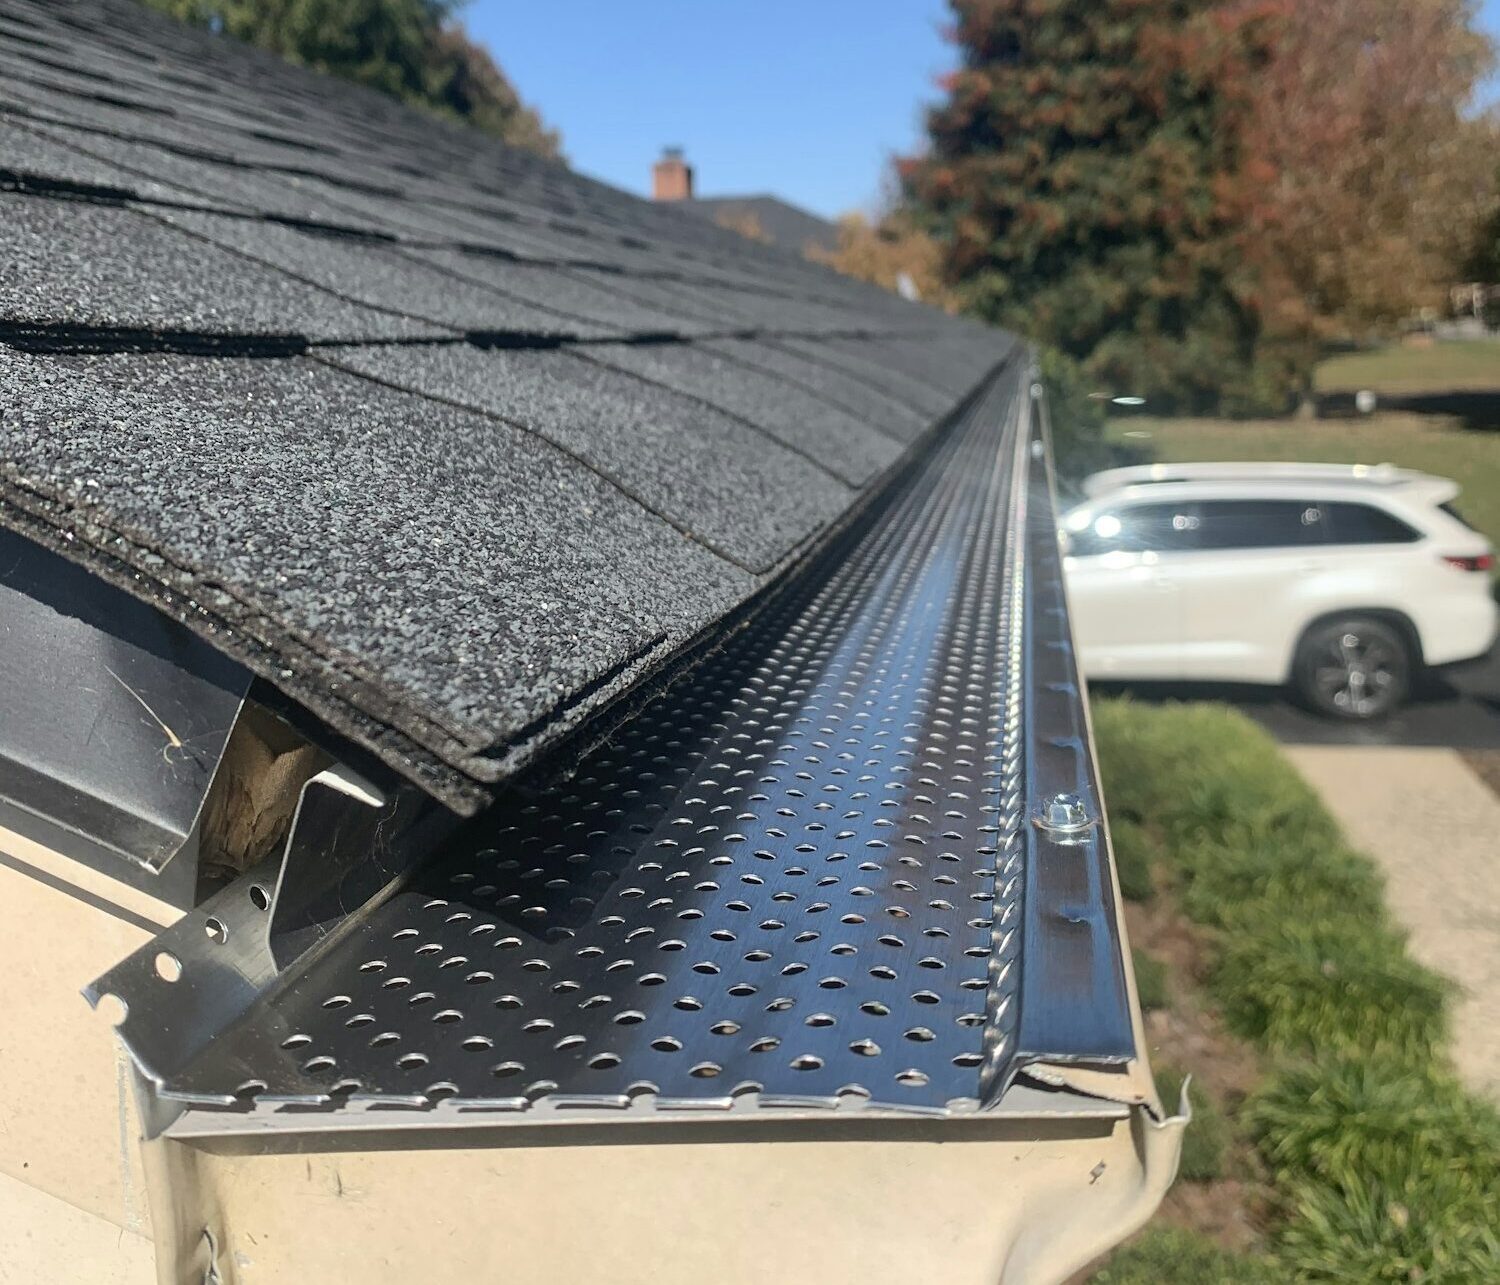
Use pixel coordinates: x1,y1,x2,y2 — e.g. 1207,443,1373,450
1090,648,1500,751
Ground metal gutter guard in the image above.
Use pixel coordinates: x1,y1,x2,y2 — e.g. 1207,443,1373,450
88,351,1137,1132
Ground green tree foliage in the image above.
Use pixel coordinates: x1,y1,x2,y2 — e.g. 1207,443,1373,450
142,0,559,156
1476,185,1500,281
1468,168,1500,325
905,0,1304,414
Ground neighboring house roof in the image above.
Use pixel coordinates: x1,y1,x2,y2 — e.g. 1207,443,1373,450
0,0,1006,814
680,195,841,255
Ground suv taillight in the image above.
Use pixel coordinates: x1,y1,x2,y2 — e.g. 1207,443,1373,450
1441,553,1494,573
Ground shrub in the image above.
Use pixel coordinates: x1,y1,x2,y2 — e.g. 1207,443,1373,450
1154,1065,1230,1182
1090,1228,1282,1284
1110,815,1157,902
1092,700,1293,828
1212,917,1450,1062
1173,836,1385,933
1248,1058,1500,1194
1091,698,1500,1284
1275,1168,1500,1283
1132,948,1169,1012
1038,346,1110,482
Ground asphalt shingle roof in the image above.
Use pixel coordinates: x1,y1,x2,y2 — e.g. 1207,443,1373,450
680,195,841,255
0,0,1010,812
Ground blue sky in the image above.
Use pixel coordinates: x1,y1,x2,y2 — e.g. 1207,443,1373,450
471,0,1500,220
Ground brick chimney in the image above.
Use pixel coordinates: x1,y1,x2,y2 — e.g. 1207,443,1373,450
652,146,693,201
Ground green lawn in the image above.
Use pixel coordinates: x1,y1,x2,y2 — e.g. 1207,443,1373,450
1315,340,1500,394
1107,412,1500,553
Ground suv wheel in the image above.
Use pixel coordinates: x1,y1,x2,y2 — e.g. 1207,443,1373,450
1293,616,1410,720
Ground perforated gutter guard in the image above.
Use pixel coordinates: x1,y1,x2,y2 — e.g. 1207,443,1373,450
89,352,1138,1133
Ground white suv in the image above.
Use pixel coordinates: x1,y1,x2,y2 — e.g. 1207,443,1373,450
1060,462,1498,719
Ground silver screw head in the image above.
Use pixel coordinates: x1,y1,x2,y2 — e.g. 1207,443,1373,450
1034,792,1094,836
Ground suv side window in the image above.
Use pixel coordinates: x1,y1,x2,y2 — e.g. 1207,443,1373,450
1323,501,1422,545
1194,499,1326,550
1068,502,1200,557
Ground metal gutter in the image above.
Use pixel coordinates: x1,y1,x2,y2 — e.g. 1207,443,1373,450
0,527,252,908
87,351,1139,1134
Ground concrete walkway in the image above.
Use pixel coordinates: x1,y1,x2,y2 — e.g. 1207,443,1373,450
1286,746,1500,1100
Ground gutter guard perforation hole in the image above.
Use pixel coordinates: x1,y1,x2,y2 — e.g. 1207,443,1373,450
95,994,128,1028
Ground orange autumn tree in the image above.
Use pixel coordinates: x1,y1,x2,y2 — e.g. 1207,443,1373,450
805,211,961,312
1249,0,1497,338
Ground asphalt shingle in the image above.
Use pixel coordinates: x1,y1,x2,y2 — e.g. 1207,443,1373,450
769,336,958,419
405,248,715,336
581,341,902,487
0,192,439,341
703,337,930,443
147,208,621,337
0,0,1011,809
0,348,754,799
321,343,857,571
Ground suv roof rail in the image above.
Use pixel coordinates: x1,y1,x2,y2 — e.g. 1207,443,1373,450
1080,461,1445,500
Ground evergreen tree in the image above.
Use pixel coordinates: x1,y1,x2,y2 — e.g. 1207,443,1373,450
142,0,559,157
905,0,1299,414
